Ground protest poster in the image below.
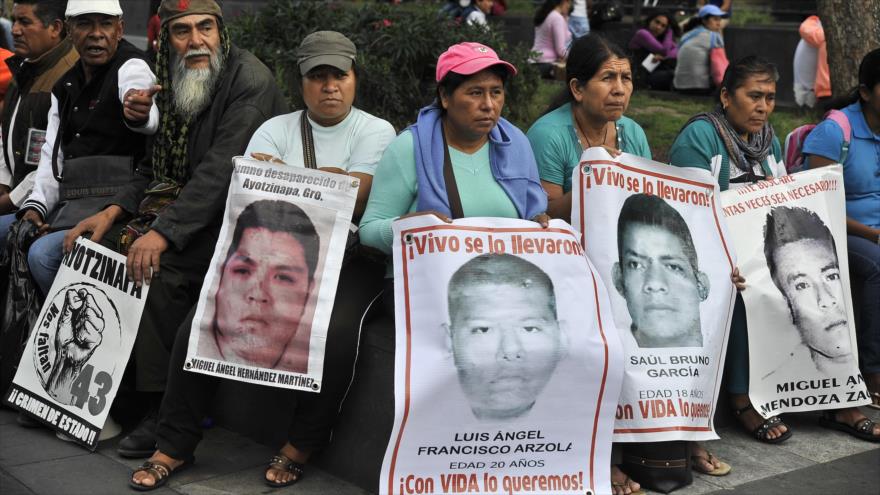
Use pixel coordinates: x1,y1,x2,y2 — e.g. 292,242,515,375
4,238,148,450
185,157,357,392
719,166,870,417
380,215,623,495
572,148,736,442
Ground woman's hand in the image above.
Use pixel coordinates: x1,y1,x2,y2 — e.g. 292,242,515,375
250,152,285,164
731,267,746,291
399,210,452,223
652,54,666,62
532,213,550,228
601,145,622,157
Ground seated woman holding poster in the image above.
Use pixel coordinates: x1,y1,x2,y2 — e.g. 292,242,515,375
628,12,680,90
805,49,880,424
527,34,651,223
528,33,727,494
669,56,793,444
359,41,548,256
129,32,397,490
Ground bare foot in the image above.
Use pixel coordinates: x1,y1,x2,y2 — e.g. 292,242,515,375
833,407,880,438
266,442,309,485
130,450,185,488
732,394,788,440
610,464,641,495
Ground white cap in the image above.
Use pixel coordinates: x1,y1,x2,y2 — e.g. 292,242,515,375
66,0,123,18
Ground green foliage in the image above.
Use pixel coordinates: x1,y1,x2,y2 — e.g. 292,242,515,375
229,0,542,130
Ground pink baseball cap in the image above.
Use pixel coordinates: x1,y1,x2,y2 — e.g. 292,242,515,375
435,42,518,82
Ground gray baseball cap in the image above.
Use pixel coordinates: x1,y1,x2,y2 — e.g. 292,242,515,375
296,31,357,75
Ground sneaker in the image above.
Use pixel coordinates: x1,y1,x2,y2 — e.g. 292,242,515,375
57,416,122,442
117,410,158,458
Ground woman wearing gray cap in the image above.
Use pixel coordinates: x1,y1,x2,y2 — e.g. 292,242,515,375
128,31,395,491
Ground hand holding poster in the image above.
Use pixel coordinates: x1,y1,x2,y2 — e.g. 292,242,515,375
719,166,870,417
184,157,357,392
4,238,149,449
380,215,623,495
572,148,736,442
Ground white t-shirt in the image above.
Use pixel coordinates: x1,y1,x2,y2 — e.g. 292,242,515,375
572,0,587,18
793,38,818,92
466,9,487,26
244,107,395,175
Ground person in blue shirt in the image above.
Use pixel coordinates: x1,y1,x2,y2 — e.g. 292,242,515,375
805,48,880,428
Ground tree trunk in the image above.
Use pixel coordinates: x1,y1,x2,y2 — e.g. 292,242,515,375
816,0,880,97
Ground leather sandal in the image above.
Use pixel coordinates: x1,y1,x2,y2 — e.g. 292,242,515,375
733,404,792,444
819,411,880,443
265,454,305,488
691,452,731,476
129,457,192,492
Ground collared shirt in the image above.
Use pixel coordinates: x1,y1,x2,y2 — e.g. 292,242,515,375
803,101,880,228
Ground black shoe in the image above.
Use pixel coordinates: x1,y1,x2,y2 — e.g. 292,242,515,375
16,412,41,428
118,411,158,458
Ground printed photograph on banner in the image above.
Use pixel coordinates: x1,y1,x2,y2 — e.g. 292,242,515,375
380,216,624,495
185,157,357,392
4,239,148,450
572,148,736,442
719,166,870,417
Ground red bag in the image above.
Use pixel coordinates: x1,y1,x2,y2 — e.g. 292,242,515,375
710,47,729,87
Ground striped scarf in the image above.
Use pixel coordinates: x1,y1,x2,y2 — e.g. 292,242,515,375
151,23,231,184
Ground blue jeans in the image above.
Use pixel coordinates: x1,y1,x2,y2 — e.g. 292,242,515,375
569,15,590,39
28,229,67,297
0,213,15,249
848,234,880,374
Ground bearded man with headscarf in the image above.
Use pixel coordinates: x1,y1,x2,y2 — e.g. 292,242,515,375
63,0,288,458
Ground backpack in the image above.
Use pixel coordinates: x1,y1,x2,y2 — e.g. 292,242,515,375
783,109,851,174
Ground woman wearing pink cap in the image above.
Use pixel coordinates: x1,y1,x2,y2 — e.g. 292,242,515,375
360,41,548,257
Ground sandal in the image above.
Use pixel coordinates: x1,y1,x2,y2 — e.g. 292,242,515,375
129,457,192,492
691,452,731,476
819,411,880,443
733,404,792,444
265,454,305,488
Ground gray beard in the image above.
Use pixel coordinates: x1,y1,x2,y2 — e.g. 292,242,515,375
171,48,225,119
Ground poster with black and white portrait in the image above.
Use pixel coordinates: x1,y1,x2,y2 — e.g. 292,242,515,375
572,148,737,442
720,166,870,417
185,157,357,392
4,239,149,450
380,215,623,495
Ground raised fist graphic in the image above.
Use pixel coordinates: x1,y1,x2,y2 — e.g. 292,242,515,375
46,289,105,405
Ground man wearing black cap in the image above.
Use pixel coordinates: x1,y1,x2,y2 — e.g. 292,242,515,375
64,0,287,460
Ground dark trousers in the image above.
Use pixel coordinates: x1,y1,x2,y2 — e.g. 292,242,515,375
155,257,384,459
98,224,217,392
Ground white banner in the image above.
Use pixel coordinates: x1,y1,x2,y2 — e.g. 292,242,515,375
185,157,357,391
573,148,736,442
5,238,148,450
380,215,623,495
719,166,870,417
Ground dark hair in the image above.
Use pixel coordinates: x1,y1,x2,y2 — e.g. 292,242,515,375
718,55,779,103
764,206,836,290
643,12,681,39
534,0,567,26
436,64,510,104
226,200,321,281
681,15,702,34
447,253,557,320
545,34,629,113
16,0,67,32
616,194,699,274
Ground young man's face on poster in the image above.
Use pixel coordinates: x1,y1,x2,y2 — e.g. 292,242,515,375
614,222,707,347
214,227,312,367
772,238,850,358
447,281,564,421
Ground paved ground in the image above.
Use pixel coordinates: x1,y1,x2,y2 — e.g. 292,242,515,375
1,407,877,494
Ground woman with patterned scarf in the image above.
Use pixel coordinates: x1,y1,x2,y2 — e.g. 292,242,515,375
669,56,790,444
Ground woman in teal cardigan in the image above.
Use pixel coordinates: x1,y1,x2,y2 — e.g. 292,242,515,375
669,56,790,444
